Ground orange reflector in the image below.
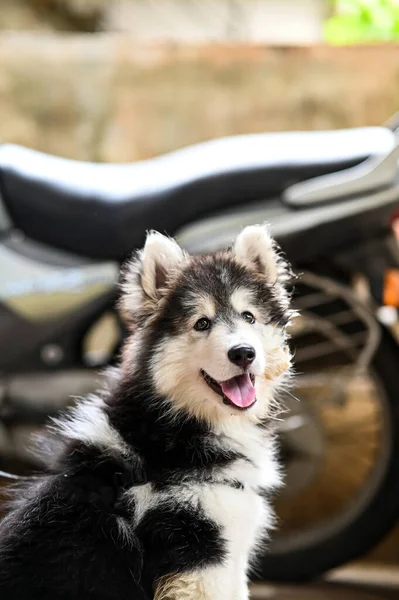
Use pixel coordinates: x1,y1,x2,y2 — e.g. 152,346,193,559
384,269,399,307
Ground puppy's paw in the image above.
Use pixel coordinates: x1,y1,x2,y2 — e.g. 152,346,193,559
154,573,207,600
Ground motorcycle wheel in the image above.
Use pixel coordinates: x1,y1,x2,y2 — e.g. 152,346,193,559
257,275,399,582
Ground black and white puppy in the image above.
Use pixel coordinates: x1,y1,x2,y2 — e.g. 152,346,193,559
0,225,294,600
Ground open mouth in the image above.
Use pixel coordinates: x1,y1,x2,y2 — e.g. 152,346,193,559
200,369,256,410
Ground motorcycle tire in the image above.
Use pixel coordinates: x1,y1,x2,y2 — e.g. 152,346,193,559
257,329,399,583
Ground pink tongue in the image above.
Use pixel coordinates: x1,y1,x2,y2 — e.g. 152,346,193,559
220,374,256,408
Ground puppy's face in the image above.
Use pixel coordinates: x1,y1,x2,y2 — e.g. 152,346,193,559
121,226,294,424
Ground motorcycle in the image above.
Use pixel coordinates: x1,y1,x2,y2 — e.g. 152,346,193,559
1,116,399,582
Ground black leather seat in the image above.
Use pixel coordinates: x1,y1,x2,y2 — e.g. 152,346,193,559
0,127,394,260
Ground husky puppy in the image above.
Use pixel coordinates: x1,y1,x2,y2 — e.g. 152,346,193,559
0,225,293,600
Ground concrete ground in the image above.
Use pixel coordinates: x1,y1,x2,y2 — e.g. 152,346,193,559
251,565,399,599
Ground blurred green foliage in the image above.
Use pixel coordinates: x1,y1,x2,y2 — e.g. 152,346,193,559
325,0,399,44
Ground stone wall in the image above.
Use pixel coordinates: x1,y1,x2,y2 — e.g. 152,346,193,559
0,34,398,162
0,1,329,42
106,0,328,44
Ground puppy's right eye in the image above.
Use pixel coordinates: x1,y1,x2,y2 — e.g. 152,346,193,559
194,317,211,332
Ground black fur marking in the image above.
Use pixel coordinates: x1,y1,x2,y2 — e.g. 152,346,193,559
0,471,146,600
55,441,143,513
106,378,246,484
137,505,226,596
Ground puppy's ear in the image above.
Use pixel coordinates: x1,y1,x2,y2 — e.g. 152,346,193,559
233,224,292,290
121,231,187,320
140,231,187,299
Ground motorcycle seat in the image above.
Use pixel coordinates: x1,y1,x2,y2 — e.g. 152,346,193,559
0,127,394,260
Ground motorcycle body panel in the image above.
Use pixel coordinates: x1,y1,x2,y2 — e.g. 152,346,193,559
176,185,399,262
0,235,118,374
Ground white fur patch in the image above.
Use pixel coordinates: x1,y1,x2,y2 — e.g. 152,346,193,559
230,288,255,315
54,395,131,457
217,418,282,490
201,483,269,573
129,482,157,525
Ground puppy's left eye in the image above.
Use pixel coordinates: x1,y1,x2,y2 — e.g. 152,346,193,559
242,311,255,324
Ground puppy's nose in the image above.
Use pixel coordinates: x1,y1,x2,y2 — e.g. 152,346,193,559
228,344,256,369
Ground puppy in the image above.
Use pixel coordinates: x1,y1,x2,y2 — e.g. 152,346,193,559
0,225,293,600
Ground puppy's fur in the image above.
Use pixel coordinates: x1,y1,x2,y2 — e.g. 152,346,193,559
0,225,293,600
